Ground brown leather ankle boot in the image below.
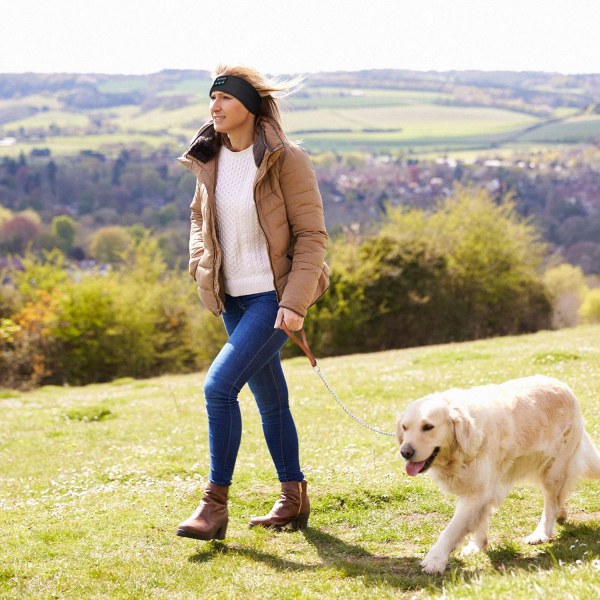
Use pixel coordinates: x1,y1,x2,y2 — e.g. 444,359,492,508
249,481,310,531
176,482,229,540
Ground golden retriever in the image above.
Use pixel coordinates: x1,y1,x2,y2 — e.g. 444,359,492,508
396,375,600,575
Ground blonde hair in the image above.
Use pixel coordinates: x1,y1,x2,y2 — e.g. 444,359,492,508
212,64,302,142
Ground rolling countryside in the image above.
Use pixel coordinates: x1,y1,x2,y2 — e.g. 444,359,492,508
2,69,600,158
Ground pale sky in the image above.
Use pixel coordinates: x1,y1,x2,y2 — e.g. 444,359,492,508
2,0,600,76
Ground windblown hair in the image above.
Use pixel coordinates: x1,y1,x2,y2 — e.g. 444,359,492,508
212,64,302,144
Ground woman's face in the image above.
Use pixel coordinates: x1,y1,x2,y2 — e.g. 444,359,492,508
209,91,255,138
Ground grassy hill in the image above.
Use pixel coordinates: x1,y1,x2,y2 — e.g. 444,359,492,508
1,69,599,158
1,324,599,598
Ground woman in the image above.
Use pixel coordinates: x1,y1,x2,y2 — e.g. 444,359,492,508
176,65,329,540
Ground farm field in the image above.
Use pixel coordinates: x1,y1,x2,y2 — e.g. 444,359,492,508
0,99,550,157
1,324,599,598
519,114,600,143
1,71,596,158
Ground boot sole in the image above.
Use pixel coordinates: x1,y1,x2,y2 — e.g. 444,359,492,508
176,521,228,540
249,513,309,531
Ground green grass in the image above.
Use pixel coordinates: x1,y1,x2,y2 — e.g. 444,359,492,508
287,88,453,110
519,115,600,143
1,83,584,158
1,325,600,598
282,104,538,138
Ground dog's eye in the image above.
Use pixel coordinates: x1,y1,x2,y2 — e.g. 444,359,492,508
422,424,434,432
402,425,407,431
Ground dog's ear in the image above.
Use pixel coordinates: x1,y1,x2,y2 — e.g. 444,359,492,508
448,404,483,456
395,413,404,443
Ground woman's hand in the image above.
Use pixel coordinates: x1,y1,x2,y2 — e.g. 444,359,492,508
275,307,304,331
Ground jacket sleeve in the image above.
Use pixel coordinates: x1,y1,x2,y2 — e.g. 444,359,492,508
278,146,328,316
189,179,204,280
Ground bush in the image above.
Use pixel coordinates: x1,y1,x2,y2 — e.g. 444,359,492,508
579,288,600,324
0,289,60,388
307,185,552,356
0,241,227,388
543,263,588,328
424,185,550,338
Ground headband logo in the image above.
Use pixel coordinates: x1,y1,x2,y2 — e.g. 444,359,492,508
213,76,228,86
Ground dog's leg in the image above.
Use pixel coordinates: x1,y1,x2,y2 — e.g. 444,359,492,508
422,497,489,574
524,486,559,544
460,504,492,556
524,459,578,544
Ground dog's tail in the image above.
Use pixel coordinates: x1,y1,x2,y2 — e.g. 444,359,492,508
581,430,600,479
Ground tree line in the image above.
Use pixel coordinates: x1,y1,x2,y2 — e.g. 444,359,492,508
2,145,600,275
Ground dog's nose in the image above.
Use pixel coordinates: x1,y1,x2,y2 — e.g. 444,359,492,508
401,444,415,460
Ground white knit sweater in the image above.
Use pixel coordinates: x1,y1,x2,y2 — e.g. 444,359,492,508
215,145,275,296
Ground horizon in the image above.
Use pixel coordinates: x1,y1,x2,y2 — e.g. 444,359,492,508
5,65,598,78
3,0,600,77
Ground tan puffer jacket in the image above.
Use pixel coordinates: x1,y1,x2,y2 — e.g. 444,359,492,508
177,120,329,317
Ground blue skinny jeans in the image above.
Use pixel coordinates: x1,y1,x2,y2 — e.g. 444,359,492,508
203,291,304,487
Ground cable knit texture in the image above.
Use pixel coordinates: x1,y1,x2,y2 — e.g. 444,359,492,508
215,146,275,296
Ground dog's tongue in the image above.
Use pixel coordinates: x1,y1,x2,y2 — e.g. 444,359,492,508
406,461,426,476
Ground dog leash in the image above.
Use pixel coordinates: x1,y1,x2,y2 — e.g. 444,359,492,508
280,324,396,437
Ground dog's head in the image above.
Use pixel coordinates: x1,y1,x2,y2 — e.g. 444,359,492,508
397,393,480,476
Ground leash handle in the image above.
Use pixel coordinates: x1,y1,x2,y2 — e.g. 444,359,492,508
279,323,317,368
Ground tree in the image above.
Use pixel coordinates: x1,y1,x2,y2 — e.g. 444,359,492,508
424,185,550,337
310,184,552,356
0,214,41,255
51,215,77,253
88,226,132,264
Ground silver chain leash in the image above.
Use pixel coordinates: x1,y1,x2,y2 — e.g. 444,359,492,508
313,365,396,437
280,323,396,437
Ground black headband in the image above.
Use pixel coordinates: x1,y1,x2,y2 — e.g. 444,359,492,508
209,75,262,115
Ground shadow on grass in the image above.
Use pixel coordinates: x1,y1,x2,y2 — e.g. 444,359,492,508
302,527,433,589
188,528,440,592
487,521,600,572
189,540,311,573
187,521,600,592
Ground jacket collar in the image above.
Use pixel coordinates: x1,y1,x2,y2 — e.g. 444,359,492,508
181,119,286,168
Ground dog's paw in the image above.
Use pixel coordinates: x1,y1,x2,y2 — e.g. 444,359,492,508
523,530,551,545
421,553,448,575
460,540,484,556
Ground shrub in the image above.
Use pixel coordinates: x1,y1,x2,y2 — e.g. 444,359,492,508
0,289,60,388
425,185,550,338
45,237,226,385
543,263,588,328
0,241,227,389
308,185,552,356
579,288,600,324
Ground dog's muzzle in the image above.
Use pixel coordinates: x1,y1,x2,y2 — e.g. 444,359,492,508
403,446,440,476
